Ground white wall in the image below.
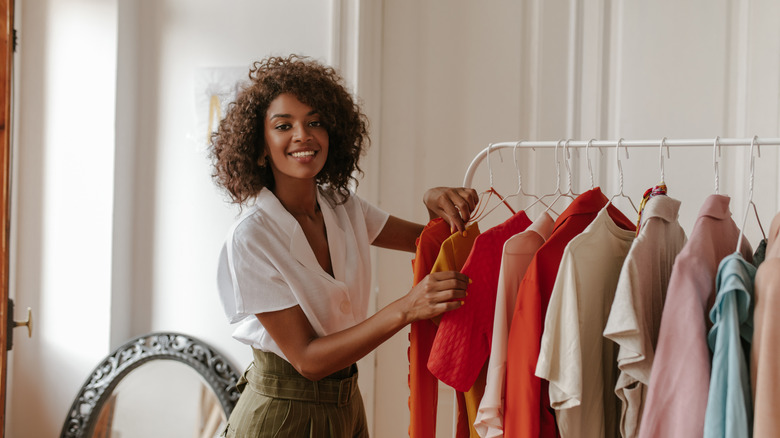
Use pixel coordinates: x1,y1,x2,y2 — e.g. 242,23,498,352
10,1,119,436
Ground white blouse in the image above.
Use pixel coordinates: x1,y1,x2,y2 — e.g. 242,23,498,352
216,187,389,361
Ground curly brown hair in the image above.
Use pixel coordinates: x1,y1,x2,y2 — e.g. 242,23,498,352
209,55,369,205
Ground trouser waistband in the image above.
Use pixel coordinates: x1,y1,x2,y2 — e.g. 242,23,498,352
238,348,359,407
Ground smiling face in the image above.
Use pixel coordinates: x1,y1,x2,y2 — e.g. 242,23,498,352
263,93,329,187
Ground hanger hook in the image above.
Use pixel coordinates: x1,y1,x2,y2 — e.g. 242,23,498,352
486,143,495,188
659,137,669,183
553,139,563,192
713,136,721,194
586,139,595,189
513,141,523,192
749,135,759,187
563,139,574,193
616,138,625,194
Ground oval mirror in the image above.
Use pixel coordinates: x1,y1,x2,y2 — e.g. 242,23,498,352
61,332,241,438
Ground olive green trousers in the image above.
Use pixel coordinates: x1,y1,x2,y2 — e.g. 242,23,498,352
221,349,369,437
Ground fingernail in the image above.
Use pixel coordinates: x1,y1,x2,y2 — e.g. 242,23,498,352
468,278,473,284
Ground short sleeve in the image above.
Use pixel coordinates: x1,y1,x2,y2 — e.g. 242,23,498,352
354,193,390,243
216,223,297,323
536,248,583,410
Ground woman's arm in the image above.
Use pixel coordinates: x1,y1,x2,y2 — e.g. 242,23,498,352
256,270,468,381
371,187,479,253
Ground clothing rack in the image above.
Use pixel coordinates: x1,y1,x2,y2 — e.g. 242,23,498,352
463,137,780,188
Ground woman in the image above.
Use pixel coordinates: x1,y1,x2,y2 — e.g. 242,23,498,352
211,55,477,437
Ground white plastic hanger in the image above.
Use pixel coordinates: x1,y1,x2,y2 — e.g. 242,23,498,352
736,135,767,252
609,138,639,214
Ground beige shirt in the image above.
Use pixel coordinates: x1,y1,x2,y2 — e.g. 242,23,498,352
535,206,635,438
602,195,687,438
475,212,554,438
751,211,780,436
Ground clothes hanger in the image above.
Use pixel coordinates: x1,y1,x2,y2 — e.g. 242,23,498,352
585,138,596,190
561,138,581,197
525,139,564,212
542,139,577,215
469,143,516,224
609,138,639,214
635,138,671,232
476,141,556,221
713,136,721,194
736,135,768,252
658,136,670,186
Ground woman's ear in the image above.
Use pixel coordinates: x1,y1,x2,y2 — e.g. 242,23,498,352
257,154,267,167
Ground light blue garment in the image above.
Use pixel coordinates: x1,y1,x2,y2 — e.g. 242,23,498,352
704,252,756,438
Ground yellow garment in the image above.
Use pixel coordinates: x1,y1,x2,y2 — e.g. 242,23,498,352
429,223,482,437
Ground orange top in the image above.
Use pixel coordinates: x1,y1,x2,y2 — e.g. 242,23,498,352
409,218,453,437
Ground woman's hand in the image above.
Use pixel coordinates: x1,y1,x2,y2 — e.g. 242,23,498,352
400,271,469,324
423,187,479,234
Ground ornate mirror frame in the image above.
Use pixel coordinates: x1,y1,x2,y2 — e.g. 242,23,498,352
61,332,241,438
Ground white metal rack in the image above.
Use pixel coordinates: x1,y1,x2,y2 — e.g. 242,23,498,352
463,137,780,188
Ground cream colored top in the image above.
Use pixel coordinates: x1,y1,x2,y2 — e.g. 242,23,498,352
536,206,635,438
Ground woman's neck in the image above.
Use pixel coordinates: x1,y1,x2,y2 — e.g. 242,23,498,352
272,182,320,219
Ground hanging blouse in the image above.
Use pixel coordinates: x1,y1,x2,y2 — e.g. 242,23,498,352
703,252,756,438
429,210,532,392
535,205,636,438
409,218,454,438
751,212,780,436
475,212,555,438
428,222,481,438
602,195,687,438
638,195,753,438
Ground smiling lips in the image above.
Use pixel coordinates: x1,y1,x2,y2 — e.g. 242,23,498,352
290,150,316,158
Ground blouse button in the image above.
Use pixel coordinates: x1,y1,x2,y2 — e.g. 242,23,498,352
340,300,351,314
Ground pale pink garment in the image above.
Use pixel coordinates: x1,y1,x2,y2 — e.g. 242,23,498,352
638,195,753,438
475,212,554,438
603,195,687,438
751,211,780,436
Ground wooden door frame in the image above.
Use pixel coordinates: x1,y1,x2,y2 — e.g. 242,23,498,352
0,0,14,433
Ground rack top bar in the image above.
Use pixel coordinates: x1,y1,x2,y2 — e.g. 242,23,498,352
463,137,780,187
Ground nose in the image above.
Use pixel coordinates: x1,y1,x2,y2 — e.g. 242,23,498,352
292,123,313,142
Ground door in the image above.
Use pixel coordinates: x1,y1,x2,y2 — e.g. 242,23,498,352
0,0,16,434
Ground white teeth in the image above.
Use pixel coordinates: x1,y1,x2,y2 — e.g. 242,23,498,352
291,151,316,158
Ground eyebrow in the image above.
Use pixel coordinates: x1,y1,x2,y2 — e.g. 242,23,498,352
268,110,319,120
